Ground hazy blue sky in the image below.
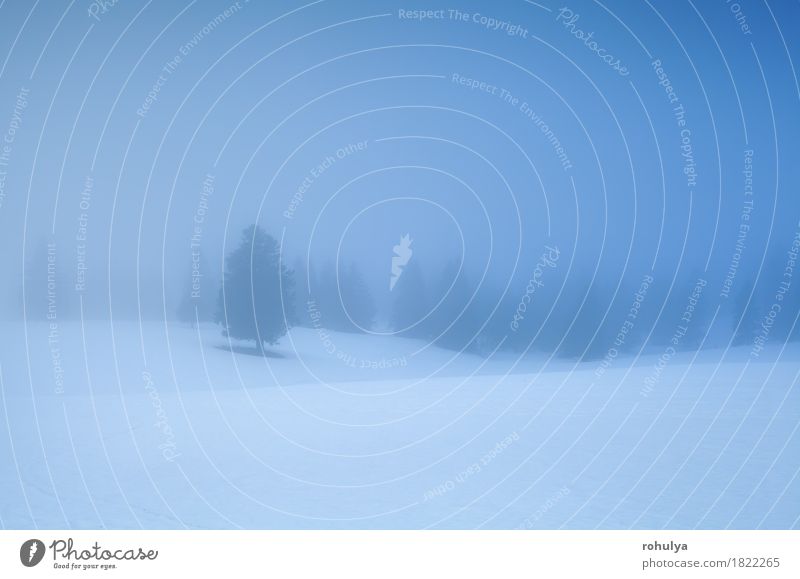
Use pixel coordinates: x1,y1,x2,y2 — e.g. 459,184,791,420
0,0,797,320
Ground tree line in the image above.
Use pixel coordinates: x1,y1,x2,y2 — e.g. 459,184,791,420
17,224,800,358
188,225,800,357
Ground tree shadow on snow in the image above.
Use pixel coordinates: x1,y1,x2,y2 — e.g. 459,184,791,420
215,343,287,359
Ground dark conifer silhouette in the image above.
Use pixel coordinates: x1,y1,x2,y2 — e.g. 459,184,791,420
215,225,294,347
341,263,377,331
390,260,430,338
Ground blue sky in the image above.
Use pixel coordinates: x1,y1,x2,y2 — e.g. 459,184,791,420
0,0,797,320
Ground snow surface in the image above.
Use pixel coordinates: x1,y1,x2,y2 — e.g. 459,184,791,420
0,321,798,529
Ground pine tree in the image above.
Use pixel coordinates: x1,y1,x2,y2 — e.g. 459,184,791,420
390,260,430,338
313,265,349,331
215,225,294,347
342,263,376,331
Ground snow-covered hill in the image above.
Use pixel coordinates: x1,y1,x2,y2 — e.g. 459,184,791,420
1,321,798,529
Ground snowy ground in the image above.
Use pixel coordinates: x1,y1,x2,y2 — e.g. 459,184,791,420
0,321,798,529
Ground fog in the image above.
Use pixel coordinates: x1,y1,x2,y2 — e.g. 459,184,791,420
1,0,800,533
2,0,799,357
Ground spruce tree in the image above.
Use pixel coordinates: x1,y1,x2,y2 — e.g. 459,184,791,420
342,263,376,331
216,225,294,347
390,261,430,338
